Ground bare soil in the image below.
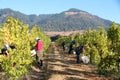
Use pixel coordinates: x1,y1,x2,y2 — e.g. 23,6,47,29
27,42,111,80
0,42,112,80
45,30,85,37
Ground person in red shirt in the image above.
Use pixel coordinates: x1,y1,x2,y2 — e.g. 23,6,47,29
35,38,44,67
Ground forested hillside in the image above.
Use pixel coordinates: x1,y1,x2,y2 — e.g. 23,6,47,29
0,8,114,31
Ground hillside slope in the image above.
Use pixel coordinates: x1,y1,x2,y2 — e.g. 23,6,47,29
0,8,112,31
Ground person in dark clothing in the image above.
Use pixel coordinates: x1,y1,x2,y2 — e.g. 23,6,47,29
61,41,66,51
71,40,76,44
68,43,73,54
1,44,15,56
75,45,84,63
68,40,75,54
1,47,7,56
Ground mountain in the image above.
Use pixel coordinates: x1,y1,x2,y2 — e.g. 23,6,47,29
0,8,113,31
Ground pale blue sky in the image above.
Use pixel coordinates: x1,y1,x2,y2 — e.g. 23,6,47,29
0,0,120,23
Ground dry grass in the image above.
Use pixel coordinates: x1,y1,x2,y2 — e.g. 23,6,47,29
45,30,86,37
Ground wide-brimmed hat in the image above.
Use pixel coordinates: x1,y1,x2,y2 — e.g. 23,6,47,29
35,37,39,41
4,44,10,49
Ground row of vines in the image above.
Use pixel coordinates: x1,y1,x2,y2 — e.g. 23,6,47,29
0,16,51,80
56,23,120,77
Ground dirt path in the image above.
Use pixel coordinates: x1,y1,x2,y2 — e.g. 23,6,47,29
0,42,110,80
28,42,110,80
42,43,107,80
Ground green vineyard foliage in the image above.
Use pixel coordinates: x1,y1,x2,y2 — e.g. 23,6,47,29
56,24,120,77
0,16,51,79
